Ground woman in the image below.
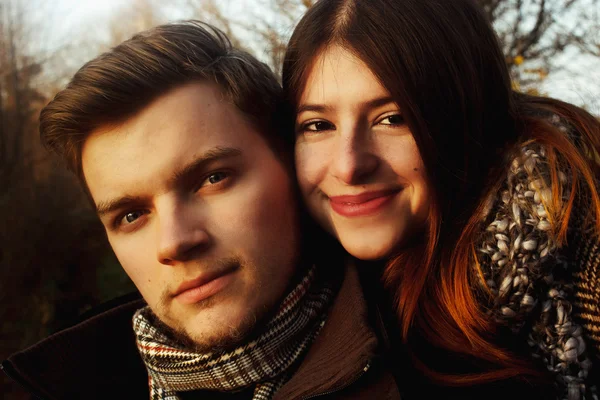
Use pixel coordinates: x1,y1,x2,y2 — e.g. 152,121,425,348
282,0,600,398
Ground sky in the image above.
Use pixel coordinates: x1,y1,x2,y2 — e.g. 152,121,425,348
43,0,600,114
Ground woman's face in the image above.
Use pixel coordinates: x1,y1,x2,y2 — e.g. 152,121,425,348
295,46,431,260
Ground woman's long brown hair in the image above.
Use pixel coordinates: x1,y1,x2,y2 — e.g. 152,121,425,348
282,0,600,384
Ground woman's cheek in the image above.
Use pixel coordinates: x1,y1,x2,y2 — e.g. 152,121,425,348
295,142,327,195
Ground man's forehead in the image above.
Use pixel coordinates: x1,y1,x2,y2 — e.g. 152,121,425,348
82,84,253,162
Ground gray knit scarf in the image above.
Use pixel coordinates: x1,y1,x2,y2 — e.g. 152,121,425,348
133,265,335,400
476,133,598,400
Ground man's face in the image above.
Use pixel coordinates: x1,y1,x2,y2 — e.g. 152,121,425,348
82,82,299,351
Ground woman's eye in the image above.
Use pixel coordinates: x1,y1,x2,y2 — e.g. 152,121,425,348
302,120,335,132
379,114,405,126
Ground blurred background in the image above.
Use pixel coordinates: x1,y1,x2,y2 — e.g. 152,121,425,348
1,0,599,397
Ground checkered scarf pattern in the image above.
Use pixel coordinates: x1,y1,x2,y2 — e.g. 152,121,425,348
133,266,335,400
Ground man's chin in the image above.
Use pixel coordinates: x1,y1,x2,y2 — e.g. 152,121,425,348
152,308,262,353
182,314,260,353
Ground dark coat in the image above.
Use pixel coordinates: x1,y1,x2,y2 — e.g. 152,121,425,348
2,265,401,400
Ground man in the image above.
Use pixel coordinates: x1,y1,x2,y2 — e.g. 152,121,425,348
1,22,400,399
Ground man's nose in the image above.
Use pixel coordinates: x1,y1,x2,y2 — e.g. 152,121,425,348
331,128,379,185
156,202,210,265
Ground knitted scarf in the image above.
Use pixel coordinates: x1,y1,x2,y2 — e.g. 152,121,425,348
133,265,335,400
476,133,598,400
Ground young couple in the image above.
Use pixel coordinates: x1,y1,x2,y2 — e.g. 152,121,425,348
3,0,599,399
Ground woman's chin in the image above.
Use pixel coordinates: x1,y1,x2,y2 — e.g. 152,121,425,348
340,236,394,261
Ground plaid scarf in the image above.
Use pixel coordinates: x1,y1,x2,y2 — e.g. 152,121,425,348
133,265,335,400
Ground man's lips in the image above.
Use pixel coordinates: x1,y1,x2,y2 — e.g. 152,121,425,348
172,265,238,305
328,189,402,217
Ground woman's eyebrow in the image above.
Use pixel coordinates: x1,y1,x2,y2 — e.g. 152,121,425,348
296,103,333,114
364,96,395,109
297,96,396,115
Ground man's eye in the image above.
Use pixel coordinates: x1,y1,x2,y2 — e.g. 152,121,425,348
379,114,405,126
301,120,335,132
121,210,146,225
207,172,228,184
197,172,231,190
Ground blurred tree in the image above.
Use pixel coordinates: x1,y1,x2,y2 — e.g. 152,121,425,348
105,0,166,47
477,0,598,90
570,0,600,57
0,1,134,398
175,0,315,76
171,0,598,90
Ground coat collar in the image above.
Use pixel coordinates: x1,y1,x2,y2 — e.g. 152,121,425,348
274,263,379,399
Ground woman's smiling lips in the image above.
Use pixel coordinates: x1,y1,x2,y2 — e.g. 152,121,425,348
328,189,402,217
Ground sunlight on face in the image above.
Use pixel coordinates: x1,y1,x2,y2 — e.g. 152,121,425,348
295,46,430,260
82,82,300,350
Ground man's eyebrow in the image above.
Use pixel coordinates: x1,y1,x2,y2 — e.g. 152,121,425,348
95,146,242,218
169,146,242,186
96,196,144,218
296,96,396,115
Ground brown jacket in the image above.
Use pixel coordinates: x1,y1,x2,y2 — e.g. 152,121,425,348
2,265,401,399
